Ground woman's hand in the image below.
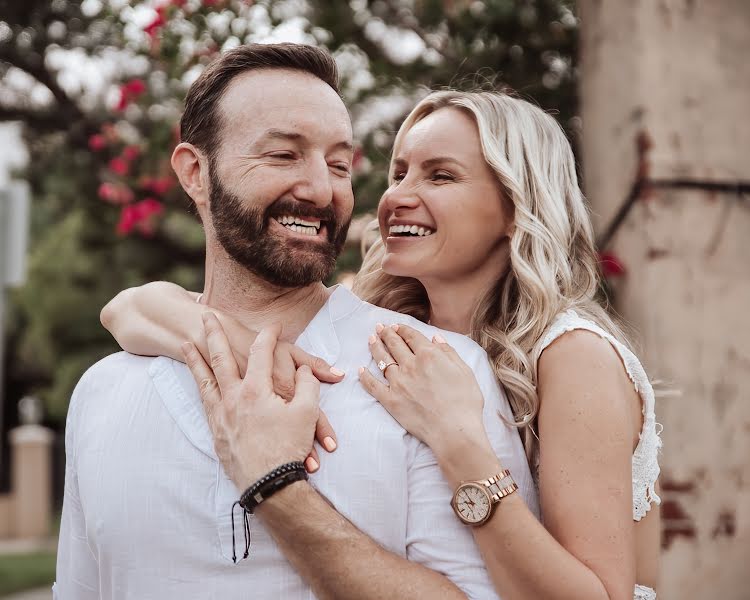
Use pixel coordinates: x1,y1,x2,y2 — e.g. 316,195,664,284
182,313,322,490
358,323,487,455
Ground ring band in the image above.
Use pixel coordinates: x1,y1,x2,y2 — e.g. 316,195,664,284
377,359,398,373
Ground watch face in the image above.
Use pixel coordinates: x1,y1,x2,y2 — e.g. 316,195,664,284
452,483,492,525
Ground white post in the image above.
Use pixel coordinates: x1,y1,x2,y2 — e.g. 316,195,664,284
0,182,31,469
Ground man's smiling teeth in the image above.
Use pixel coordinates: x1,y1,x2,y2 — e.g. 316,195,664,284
388,224,434,237
275,216,321,236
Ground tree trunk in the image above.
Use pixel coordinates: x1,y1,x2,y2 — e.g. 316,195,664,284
579,1,750,598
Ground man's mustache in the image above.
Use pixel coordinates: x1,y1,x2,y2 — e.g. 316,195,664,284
266,198,337,223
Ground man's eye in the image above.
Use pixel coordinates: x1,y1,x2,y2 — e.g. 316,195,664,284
331,163,351,174
270,152,295,160
392,172,405,183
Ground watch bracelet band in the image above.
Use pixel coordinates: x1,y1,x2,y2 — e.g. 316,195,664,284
239,461,308,513
479,469,518,502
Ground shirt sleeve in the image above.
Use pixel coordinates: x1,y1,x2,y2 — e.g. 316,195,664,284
404,437,501,599
54,377,100,599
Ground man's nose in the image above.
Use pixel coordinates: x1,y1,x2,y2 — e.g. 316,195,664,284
292,155,334,207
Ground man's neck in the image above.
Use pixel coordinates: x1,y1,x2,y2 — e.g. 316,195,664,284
202,255,331,343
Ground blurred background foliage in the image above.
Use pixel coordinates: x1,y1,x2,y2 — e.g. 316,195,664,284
0,0,578,426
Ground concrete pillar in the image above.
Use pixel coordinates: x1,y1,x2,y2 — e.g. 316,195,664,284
578,2,750,598
9,424,53,539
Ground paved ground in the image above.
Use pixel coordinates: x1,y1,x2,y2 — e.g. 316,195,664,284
1,588,51,600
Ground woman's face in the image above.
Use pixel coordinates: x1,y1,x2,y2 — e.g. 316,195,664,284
378,107,513,285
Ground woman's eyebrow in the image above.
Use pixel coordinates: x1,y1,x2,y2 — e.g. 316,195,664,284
421,156,462,169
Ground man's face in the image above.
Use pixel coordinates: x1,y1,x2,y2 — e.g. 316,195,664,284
206,69,354,287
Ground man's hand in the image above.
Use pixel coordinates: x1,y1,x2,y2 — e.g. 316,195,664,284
182,313,322,489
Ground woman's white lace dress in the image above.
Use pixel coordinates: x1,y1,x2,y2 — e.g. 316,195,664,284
539,311,663,600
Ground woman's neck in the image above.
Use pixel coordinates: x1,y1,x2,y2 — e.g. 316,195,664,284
422,249,509,336
423,274,491,335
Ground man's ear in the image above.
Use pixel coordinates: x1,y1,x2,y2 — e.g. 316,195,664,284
171,142,210,211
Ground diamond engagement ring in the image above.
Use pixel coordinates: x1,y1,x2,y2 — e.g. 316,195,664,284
377,359,398,373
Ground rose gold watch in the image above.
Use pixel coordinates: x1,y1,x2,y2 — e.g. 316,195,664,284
450,469,518,526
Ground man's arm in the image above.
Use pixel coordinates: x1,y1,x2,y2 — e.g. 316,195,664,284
254,481,467,600
54,381,100,599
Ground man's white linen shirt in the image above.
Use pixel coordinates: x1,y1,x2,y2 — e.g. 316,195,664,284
55,286,539,599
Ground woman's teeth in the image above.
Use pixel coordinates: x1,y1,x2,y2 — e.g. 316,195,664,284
388,224,434,237
275,216,321,236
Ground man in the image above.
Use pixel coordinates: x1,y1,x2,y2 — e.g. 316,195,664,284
55,43,537,599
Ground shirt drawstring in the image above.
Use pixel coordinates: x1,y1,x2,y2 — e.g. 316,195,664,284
231,501,251,563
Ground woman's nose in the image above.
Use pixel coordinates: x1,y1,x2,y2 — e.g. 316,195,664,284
382,180,421,212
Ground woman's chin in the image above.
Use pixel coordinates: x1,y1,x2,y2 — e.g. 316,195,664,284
382,255,424,279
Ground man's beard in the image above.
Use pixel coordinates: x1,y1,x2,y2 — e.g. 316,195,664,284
208,166,351,288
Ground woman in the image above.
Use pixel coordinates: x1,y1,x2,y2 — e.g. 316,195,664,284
102,90,662,600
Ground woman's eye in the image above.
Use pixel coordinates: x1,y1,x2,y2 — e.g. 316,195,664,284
270,152,295,160
432,171,454,181
392,172,406,183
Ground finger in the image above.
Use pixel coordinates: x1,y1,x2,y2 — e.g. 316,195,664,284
431,332,460,355
182,342,222,407
305,448,320,473
376,323,414,365
273,346,298,401
289,345,345,383
202,313,240,394
392,323,433,353
367,333,398,379
244,323,282,395
314,410,338,453
358,366,395,410
293,365,321,411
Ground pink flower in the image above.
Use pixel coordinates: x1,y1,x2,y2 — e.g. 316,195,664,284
598,252,627,278
88,134,107,151
122,145,141,161
144,11,166,37
116,205,139,236
108,157,129,177
98,182,134,205
143,175,174,196
124,79,146,97
116,79,147,111
137,197,165,218
115,198,164,236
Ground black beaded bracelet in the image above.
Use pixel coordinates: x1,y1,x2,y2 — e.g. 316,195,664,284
239,461,308,514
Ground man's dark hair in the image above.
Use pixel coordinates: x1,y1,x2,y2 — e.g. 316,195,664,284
180,43,340,159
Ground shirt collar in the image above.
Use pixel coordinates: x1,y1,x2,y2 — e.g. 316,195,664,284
150,285,359,461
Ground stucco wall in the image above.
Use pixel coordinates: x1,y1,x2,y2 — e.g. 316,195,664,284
578,1,750,597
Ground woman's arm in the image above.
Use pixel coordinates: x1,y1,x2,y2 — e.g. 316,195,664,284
101,281,248,364
361,324,639,600
101,280,342,386
101,281,345,467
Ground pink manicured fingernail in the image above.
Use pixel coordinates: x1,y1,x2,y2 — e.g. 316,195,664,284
305,456,319,472
358,367,365,375
375,323,384,333
390,324,399,331
368,334,377,344
330,367,345,377
433,333,447,344
323,436,337,452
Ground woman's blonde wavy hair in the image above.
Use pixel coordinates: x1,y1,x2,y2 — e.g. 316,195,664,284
353,90,632,461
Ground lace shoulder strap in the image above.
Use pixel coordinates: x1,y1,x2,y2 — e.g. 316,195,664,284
538,310,662,521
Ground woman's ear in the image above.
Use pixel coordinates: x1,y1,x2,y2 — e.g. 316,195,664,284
171,142,210,213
